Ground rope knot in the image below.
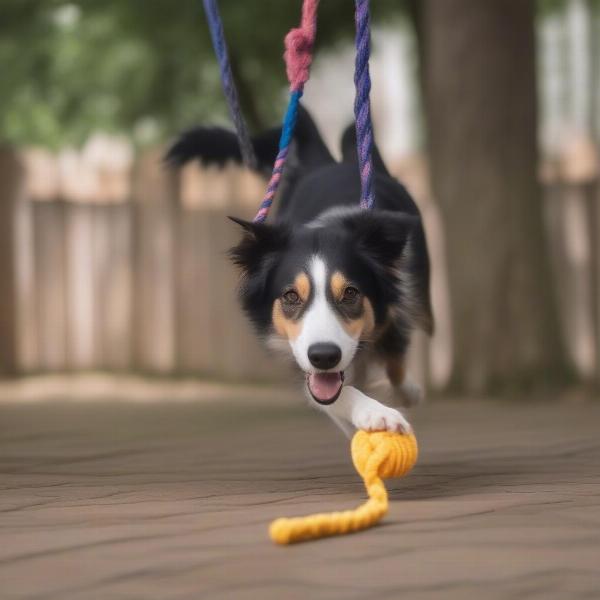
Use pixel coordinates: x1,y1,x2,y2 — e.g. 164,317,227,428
284,28,314,90
351,430,418,481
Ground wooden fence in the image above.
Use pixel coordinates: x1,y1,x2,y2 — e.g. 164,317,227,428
0,145,285,382
0,143,599,386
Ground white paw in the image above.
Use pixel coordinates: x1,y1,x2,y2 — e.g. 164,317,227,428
352,405,412,434
393,379,424,407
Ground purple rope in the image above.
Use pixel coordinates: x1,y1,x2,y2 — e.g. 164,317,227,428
203,0,257,168
354,0,375,210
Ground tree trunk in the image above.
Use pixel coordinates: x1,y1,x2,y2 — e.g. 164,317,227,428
419,0,569,392
0,149,22,375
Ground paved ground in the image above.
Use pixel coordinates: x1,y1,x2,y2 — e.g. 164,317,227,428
0,380,599,599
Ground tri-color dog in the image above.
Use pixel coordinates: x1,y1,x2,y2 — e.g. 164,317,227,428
167,106,433,436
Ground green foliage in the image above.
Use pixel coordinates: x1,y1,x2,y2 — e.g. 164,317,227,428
538,0,600,15
0,0,405,149
537,0,566,14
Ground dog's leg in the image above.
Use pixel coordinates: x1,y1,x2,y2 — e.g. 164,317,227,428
386,354,423,407
320,385,412,435
345,347,370,390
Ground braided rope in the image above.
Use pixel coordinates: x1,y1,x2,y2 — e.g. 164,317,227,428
269,431,418,544
202,0,257,168
204,0,376,221
354,0,375,210
254,0,319,223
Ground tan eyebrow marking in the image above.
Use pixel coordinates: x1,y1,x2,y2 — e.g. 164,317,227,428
295,272,311,302
330,271,348,301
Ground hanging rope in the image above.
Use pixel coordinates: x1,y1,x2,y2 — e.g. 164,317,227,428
202,0,257,168
203,0,376,220
353,0,375,210
253,0,320,223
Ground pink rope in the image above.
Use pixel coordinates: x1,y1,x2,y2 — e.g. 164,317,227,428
254,0,319,221
284,0,319,92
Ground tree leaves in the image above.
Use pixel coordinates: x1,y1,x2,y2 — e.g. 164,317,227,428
0,0,406,148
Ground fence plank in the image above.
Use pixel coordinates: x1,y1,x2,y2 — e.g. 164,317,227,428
90,204,110,367
175,206,206,373
204,212,230,377
132,150,177,373
561,184,596,379
65,204,97,369
592,181,600,383
544,181,598,380
420,199,453,390
13,174,39,372
100,204,133,370
33,202,68,371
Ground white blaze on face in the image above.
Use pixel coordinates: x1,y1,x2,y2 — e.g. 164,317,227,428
289,256,359,372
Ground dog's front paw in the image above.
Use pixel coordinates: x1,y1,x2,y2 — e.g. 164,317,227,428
352,404,412,434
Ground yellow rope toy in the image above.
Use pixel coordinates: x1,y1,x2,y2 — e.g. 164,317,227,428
269,430,418,544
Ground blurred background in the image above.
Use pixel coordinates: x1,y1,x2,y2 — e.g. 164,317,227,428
1,0,600,398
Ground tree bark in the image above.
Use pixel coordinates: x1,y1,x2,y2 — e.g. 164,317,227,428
0,149,22,375
419,0,568,392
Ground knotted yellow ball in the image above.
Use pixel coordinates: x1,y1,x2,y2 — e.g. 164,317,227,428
269,430,418,545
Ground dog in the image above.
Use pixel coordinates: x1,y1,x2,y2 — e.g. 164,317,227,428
166,106,433,437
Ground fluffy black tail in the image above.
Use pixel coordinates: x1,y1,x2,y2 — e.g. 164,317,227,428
164,125,279,175
340,123,390,176
165,105,334,176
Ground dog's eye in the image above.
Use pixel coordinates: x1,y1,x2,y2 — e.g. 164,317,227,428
282,290,301,305
342,286,359,303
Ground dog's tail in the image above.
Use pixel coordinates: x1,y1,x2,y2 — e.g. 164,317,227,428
164,124,279,175
165,105,334,176
340,123,390,176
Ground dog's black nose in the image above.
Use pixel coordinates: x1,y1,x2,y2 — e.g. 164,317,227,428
308,343,342,370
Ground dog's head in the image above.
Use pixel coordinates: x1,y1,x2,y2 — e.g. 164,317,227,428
229,209,422,404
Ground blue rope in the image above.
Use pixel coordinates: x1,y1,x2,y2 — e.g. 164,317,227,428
280,90,303,150
254,90,303,222
202,0,257,168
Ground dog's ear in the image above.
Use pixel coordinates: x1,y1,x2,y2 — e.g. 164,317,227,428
228,216,289,275
341,210,434,334
340,210,420,267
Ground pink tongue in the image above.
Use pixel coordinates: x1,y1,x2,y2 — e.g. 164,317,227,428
308,372,342,401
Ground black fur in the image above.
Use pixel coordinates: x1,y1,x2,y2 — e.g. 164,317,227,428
165,106,333,177
167,106,434,362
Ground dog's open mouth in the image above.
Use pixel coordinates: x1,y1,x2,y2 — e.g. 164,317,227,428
306,372,344,405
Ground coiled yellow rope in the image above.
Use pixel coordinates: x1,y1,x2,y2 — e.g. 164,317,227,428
269,430,418,544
